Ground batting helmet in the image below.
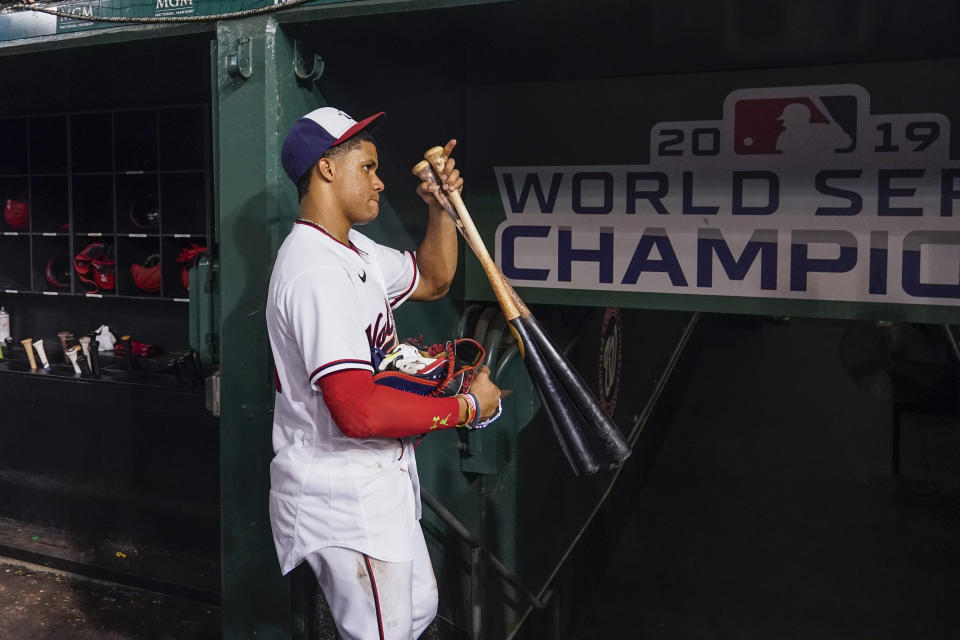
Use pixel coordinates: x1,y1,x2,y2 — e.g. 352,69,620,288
74,243,116,292
129,193,159,230
45,257,72,290
130,254,162,293
4,196,29,230
176,243,207,291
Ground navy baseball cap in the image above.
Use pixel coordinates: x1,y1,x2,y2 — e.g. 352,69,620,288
281,107,385,184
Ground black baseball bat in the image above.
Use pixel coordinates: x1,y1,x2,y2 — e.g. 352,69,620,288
521,312,631,466
507,317,601,475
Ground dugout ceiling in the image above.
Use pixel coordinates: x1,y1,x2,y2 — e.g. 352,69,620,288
0,34,210,113
282,0,960,83
2,0,959,73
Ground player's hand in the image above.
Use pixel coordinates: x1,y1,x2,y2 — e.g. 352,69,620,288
417,139,464,206
470,365,501,421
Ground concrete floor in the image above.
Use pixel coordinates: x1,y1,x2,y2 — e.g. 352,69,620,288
0,559,219,640
576,316,960,639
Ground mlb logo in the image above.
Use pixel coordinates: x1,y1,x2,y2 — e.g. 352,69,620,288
734,94,858,155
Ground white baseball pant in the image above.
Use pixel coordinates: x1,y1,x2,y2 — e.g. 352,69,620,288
304,522,438,640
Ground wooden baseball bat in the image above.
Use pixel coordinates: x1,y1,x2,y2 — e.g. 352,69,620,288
21,337,37,370
416,150,631,471
66,345,82,374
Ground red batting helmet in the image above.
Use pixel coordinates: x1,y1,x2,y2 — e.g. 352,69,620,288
130,254,161,293
176,244,207,291
75,243,116,293
45,257,72,290
4,197,29,230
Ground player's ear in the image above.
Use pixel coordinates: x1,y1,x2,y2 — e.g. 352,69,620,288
317,157,335,182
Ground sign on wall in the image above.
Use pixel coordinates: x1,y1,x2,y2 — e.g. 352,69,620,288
493,84,959,315
0,0,344,41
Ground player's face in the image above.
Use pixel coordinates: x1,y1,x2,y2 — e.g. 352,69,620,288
333,141,384,226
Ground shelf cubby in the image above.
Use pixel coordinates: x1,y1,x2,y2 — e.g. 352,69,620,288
0,119,28,175
30,116,68,174
0,104,210,301
0,235,31,290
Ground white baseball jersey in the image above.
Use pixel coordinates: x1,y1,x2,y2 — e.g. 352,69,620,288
266,220,422,574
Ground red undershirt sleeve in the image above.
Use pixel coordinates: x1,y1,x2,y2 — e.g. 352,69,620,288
318,368,461,438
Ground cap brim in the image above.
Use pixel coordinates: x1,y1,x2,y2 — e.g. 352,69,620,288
333,111,385,146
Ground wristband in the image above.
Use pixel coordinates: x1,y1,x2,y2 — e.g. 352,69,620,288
466,392,479,427
470,398,503,430
458,393,478,427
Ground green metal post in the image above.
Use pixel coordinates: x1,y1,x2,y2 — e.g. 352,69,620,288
215,16,322,638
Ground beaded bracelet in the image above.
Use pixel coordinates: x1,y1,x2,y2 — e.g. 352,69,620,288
458,393,504,430
472,398,503,430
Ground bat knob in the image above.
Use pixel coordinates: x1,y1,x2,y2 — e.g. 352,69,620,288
411,160,432,177
424,146,445,159
76,352,92,376
121,334,134,370
423,146,447,172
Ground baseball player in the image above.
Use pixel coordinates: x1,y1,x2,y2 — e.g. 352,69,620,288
266,107,501,640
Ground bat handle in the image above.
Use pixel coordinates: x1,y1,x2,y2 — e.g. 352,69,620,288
423,148,490,259
79,335,92,360
21,338,37,370
121,334,134,370
423,149,482,243
57,331,71,364
412,161,462,229
76,352,92,376
66,345,82,374
422,147,522,322
88,338,100,377
32,338,51,371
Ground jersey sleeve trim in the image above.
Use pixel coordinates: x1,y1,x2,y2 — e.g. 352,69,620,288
309,358,374,385
390,251,419,308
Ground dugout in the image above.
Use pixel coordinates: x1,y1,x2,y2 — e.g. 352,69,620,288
0,1,958,639
0,33,220,601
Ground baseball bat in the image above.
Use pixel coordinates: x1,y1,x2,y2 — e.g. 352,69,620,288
76,350,92,376
413,159,598,475
21,337,37,370
66,345,82,374
416,150,630,471
87,335,100,377
32,338,51,371
57,331,71,364
421,148,631,467
79,335,92,360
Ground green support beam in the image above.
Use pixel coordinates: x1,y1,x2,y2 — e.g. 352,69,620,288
215,16,323,638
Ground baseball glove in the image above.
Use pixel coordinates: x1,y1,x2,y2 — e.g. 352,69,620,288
372,338,485,397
